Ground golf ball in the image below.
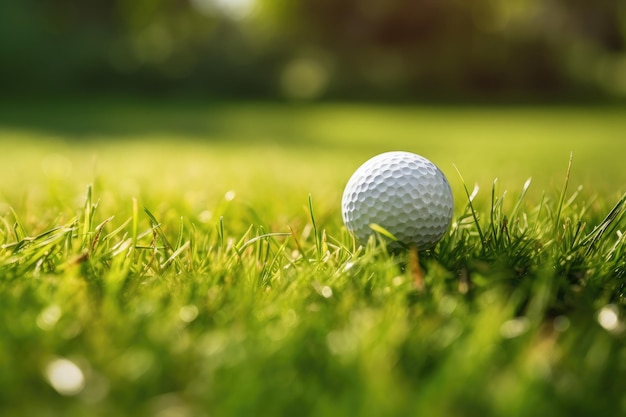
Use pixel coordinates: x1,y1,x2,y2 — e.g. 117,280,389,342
342,151,454,250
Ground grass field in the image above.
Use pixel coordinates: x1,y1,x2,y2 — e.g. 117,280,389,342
0,100,625,416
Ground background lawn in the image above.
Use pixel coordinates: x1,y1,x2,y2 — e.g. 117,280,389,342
0,100,625,416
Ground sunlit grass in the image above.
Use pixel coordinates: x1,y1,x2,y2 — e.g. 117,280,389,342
0,101,624,416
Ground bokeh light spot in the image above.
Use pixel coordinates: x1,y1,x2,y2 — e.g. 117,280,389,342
179,305,199,323
500,317,529,339
321,286,333,298
36,305,62,331
597,304,620,332
553,315,571,332
191,0,256,20
45,358,85,396
281,58,329,100
224,190,236,201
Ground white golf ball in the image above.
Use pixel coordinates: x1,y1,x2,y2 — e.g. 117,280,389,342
342,151,454,250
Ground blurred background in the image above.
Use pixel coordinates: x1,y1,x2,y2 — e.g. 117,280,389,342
2,0,626,101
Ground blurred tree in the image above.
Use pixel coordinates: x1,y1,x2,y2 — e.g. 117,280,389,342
286,0,626,99
0,0,624,100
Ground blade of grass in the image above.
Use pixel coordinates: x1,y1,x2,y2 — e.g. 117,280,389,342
510,178,532,221
218,216,225,252
160,241,190,269
309,194,321,259
581,192,626,255
490,177,499,244
369,223,400,243
144,207,174,254
175,216,184,250
454,164,487,255
554,152,573,237
236,232,292,253
131,198,139,252
9,206,26,242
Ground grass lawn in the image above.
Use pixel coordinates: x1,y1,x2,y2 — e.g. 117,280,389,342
0,100,625,416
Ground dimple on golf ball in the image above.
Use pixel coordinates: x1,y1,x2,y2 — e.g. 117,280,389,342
341,151,454,250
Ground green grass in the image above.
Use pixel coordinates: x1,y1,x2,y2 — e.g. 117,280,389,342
0,100,625,416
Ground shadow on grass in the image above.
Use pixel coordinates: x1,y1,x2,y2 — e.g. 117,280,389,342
0,98,314,145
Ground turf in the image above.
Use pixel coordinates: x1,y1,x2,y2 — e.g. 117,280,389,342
0,100,625,416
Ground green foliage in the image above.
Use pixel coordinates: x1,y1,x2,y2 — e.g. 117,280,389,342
1,0,625,98
0,102,625,416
